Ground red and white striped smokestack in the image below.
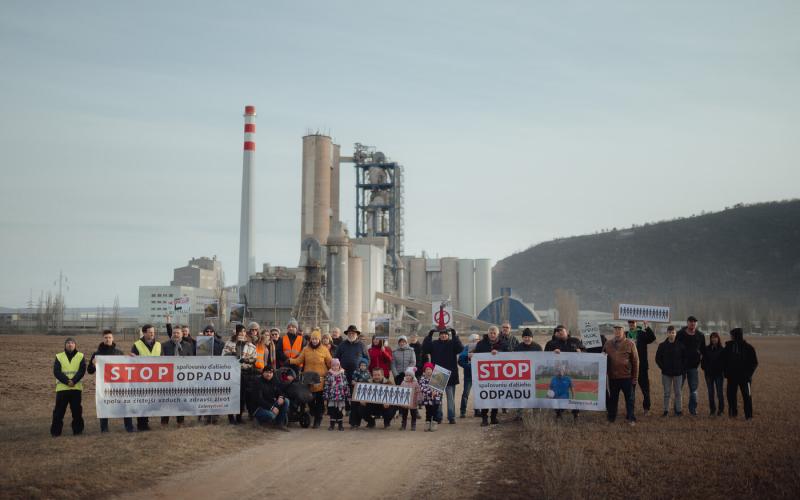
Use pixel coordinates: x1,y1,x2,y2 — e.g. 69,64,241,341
238,105,256,287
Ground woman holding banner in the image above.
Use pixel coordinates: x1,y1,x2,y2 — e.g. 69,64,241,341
289,329,332,429
223,324,257,424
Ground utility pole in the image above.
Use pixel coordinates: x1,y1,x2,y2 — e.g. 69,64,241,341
54,270,69,332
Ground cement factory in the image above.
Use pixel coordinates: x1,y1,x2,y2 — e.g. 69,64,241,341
139,105,540,335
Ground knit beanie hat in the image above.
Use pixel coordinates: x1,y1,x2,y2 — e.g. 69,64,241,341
331,358,341,370
423,362,435,371
405,366,417,377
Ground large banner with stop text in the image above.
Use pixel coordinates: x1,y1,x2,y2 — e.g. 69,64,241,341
95,356,240,418
471,352,607,411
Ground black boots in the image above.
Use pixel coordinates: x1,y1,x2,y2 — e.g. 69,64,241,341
313,416,322,429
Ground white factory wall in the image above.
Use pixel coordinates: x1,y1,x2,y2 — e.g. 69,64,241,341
352,243,385,316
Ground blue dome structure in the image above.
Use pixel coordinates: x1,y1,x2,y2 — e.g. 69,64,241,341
477,288,541,328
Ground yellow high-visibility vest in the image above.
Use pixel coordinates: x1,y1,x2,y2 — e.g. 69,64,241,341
134,339,162,356
55,351,84,392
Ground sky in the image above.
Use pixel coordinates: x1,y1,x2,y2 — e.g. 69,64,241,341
1,0,798,308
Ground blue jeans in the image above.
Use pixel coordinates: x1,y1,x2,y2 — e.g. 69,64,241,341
705,373,724,413
254,398,290,426
436,385,457,422
460,377,472,416
683,368,700,414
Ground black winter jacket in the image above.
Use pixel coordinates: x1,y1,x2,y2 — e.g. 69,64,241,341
246,376,285,415
723,340,758,381
676,328,706,369
423,330,464,385
701,344,725,377
162,338,195,356
544,336,584,352
87,343,123,374
627,327,656,367
515,341,542,352
474,335,510,354
655,340,686,377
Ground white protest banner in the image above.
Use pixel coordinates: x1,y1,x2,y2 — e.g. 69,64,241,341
471,352,607,411
95,356,240,418
429,365,451,394
351,382,416,408
580,321,602,350
617,303,670,323
173,296,191,313
431,300,453,329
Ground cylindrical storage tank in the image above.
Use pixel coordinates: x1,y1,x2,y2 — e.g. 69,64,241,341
301,135,332,245
441,257,459,308
457,259,475,316
348,255,363,331
409,257,426,299
331,143,340,224
474,258,492,315
326,227,349,331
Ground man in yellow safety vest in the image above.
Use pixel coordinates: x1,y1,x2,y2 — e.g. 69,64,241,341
50,337,86,437
125,324,162,431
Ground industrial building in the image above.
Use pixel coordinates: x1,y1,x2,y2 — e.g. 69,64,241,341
138,256,236,333
237,107,496,334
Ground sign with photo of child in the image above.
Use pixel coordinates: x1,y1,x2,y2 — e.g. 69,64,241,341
429,365,451,394
351,383,416,408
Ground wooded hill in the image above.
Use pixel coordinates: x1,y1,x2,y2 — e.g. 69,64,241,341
493,200,800,326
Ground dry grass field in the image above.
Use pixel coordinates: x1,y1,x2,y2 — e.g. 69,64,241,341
0,334,268,499
479,336,800,500
2,334,799,499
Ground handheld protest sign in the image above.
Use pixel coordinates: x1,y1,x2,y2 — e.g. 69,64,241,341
615,303,670,323
580,321,602,350
352,382,416,408
429,365,451,394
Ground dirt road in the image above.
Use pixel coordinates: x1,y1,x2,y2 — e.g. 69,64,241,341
116,415,499,500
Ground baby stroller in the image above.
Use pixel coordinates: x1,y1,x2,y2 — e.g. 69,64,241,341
276,367,317,428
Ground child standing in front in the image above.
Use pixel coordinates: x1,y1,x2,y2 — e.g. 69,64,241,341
398,367,421,431
349,359,372,429
324,358,350,431
419,362,442,432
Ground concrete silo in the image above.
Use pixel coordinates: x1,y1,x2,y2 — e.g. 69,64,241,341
457,259,475,316
326,223,349,330
348,254,363,331
474,258,492,315
301,134,333,246
441,257,459,307
408,257,427,299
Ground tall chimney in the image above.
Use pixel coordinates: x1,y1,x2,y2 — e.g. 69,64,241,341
238,105,256,287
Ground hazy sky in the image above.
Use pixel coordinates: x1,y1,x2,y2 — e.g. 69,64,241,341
1,0,798,307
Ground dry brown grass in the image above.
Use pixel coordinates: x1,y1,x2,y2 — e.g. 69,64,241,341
480,337,800,500
0,334,273,500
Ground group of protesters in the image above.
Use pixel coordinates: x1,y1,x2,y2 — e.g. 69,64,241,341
50,315,758,437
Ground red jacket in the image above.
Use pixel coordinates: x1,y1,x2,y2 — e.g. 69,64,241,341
368,345,393,378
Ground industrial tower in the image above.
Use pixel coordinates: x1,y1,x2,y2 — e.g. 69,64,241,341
353,143,404,295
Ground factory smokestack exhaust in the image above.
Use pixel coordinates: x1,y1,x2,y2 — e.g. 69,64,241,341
238,105,256,287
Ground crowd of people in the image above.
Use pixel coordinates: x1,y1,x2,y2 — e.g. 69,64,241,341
49,316,759,437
